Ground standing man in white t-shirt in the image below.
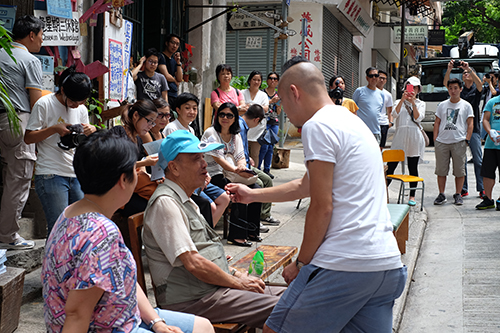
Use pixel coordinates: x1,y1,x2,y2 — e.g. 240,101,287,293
376,70,394,150
433,78,474,206
226,56,406,332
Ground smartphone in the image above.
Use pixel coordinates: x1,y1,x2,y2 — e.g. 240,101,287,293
242,169,257,175
406,84,414,93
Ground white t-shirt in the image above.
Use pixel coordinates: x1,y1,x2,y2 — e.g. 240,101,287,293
242,89,269,141
379,88,394,125
27,93,89,177
163,119,194,136
201,127,245,177
435,98,474,144
302,105,402,272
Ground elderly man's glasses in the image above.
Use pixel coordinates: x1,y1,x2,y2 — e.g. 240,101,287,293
367,74,379,78
218,112,235,119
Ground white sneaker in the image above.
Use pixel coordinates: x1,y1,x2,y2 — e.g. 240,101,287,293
0,236,35,250
260,223,270,233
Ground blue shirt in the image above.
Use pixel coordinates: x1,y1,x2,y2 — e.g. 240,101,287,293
352,86,384,135
484,95,500,150
239,117,251,167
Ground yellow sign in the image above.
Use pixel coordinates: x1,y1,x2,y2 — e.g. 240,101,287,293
404,48,408,58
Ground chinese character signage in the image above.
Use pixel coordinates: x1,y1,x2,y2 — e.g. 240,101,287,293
337,0,373,37
288,4,322,67
394,26,428,43
35,55,54,74
228,11,274,30
34,10,80,46
123,20,133,99
47,0,72,20
0,5,17,31
108,39,123,101
246,37,262,49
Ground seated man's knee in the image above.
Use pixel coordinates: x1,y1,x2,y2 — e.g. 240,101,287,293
193,316,214,333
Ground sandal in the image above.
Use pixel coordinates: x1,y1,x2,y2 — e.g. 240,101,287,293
227,239,252,247
248,235,263,242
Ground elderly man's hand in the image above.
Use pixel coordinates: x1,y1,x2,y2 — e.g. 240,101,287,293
236,272,265,293
225,183,253,204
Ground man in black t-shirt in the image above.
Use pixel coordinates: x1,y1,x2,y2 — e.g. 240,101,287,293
158,34,183,107
444,60,484,198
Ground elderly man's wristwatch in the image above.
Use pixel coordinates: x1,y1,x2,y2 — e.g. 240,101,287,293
296,259,305,271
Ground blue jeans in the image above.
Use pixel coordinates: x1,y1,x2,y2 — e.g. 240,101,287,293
258,123,279,172
463,132,484,192
131,308,195,333
34,174,83,236
266,264,407,333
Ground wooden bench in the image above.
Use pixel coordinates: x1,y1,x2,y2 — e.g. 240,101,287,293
231,245,298,280
387,204,410,254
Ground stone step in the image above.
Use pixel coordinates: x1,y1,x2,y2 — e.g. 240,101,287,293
22,267,42,305
6,240,45,275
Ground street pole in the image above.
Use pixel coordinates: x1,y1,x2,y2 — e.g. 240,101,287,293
278,0,288,148
397,0,406,99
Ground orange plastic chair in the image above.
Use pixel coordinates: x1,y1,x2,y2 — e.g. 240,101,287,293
382,149,424,211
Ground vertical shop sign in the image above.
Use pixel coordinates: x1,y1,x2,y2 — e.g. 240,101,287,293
108,39,123,101
123,20,133,99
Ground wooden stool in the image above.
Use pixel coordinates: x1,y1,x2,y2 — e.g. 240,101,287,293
0,267,25,333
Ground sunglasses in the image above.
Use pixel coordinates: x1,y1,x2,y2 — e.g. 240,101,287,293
268,77,279,81
157,112,171,119
218,112,235,119
367,74,379,78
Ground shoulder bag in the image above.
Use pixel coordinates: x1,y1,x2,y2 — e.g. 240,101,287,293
404,102,430,147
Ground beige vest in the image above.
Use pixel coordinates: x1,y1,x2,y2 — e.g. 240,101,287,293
147,183,229,305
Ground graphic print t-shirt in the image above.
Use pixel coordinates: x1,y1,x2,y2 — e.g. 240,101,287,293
135,71,168,101
435,98,474,144
484,95,500,150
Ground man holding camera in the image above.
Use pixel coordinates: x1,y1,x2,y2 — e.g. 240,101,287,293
444,60,484,199
328,76,358,114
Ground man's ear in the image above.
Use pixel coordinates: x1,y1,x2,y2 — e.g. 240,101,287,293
290,84,299,101
118,173,128,189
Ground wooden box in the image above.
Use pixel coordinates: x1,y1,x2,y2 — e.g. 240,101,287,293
0,267,25,333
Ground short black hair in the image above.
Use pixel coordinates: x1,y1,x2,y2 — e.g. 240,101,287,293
174,92,199,110
245,104,265,121
365,67,378,76
247,71,263,87
166,33,181,45
267,72,280,80
13,15,45,41
73,130,137,195
282,56,309,73
57,65,92,102
214,102,240,135
215,64,233,83
447,77,463,88
329,75,345,88
145,48,159,60
378,70,388,77
153,98,169,110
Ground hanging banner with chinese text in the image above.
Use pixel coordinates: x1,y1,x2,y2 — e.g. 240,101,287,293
108,39,123,101
337,0,373,37
34,10,80,46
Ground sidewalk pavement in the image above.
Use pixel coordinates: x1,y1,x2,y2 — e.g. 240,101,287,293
13,138,427,332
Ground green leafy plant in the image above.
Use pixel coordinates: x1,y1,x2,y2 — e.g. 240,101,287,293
85,90,107,129
0,25,21,135
230,75,268,90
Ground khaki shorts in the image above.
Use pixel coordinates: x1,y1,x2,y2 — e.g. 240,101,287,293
434,140,467,177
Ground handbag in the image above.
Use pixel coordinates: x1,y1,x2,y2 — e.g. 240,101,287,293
222,154,258,186
257,128,279,146
404,102,430,147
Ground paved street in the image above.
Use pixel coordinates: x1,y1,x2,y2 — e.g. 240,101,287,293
399,146,500,332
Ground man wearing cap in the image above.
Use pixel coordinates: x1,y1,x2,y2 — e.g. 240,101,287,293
444,60,485,199
142,130,285,328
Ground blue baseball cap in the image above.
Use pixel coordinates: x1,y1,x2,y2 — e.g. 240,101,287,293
158,130,224,170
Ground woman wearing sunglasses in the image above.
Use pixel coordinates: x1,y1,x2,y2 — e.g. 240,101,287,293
202,102,262,247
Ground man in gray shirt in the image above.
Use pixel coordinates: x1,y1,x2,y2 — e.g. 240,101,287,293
0,15,44,249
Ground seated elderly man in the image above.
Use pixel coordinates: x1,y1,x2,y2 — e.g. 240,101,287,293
143,130,285,328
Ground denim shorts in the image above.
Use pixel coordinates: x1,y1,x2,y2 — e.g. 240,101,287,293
265,264,407,333
131,308,195,333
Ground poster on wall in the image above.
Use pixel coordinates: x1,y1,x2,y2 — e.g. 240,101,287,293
34,10,81,46
47,0,73,20
35,55,55,92
108,39,123,102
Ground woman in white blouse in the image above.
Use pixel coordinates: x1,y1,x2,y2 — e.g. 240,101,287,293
242,71,269,167
387,76,426,206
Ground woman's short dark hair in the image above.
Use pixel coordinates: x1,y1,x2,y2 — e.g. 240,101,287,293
215,64,233,83
174,92,199,110
267,72,280,80
57,65,92,102
214,102,240,135
153,98,169,109
247,71,263,87
13,15,45,40
123,99,158,137
73,130,137,195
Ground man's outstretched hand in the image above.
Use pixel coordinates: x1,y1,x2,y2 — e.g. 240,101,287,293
225,183,254,204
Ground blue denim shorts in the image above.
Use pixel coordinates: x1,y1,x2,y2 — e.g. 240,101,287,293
131,308,195,333
266,264,407,333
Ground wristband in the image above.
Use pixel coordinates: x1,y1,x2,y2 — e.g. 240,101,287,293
149,317,166,330
176,64,182,66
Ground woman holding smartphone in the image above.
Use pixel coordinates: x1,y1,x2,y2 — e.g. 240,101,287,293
386,76,426,206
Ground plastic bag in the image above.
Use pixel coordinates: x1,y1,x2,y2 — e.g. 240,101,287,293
248,250,264,276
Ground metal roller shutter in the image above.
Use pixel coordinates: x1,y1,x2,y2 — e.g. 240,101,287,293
226,5,287,77
376,51,388,75
322,7,339,88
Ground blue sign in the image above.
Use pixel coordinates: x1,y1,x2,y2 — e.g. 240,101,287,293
108,39,123,101
47,0,72,20
123,20,133,100
35,55,54,74
0,5,17,31
286,0,291,6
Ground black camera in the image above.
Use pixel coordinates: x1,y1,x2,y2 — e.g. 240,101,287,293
58,124,86,150
329,87,344,105
453,60,464,68
486,73,491,79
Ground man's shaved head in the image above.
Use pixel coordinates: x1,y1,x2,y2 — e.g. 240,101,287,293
280,57,327,97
